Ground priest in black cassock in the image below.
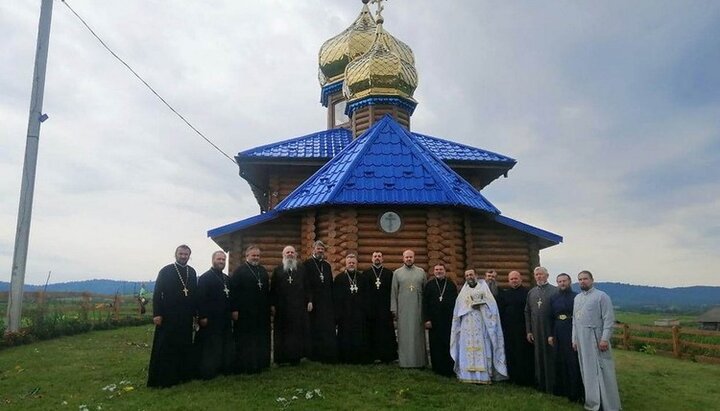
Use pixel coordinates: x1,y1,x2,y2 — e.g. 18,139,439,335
229,245,271,374
196,251,234,379
525,266,558,393
270,245,310,365
361,251,397,363
333,253,370,364
423,263,459,377
548,273,583,403
497,271,535,386
147,245,198,388
303,240,338,363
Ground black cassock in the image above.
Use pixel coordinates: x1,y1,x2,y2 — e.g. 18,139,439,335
270,265,310,364
303,257,338,363
147,263,198,388
423,277,458,377
497,286,535,386
549,290,584,402
230,262,271,374
361,265,397,363
195,268,234,379
333,270,370,364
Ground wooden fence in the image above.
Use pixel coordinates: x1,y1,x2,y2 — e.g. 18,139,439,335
613,323,720,364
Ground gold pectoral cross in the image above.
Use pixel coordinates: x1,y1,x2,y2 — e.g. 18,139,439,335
537,299,543,308
409,284,415,292
287,276,293,285
375,278,381,289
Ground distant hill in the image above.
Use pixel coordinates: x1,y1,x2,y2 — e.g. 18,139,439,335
1,279,718,310
0,279,154,295
575,282,720,312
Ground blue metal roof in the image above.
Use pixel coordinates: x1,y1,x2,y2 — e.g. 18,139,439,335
413,133,515,163
236,127,514,167
492,214,563,246
237,128,352,160
273,115,500,213
207,209,281,238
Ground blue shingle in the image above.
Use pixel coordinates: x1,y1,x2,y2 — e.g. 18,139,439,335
237,128,352,160
235,126,515,166
273,115,500,213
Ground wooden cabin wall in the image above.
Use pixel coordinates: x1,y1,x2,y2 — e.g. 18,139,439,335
226,215,302,275
465,214,536,287
352,105,411,137
267,167,317,210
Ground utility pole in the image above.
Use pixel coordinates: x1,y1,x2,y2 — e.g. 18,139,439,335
6,0,54,333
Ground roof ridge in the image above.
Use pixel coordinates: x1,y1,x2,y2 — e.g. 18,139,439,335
393,120,500,214
412,131,516,163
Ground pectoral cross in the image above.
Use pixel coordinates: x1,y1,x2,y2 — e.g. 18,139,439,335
257,280,263,290
537,299,543,308
223,285,230,297
439,296,443,302
409,284,415,292
182,287,189,297
375,278,382,289
350,284,358,293
319,273,324,283
287,276,294,285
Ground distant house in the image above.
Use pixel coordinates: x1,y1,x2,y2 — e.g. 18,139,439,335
697,307,720,331
654,318,680,327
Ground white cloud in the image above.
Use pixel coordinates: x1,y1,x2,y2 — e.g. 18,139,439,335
1,0,718,286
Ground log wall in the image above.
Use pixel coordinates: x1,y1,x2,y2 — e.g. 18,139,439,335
267,167,317,210
352,105,411,137
227,214,302,274
466,214,537,287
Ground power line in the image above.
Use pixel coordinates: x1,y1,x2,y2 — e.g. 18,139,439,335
60,0,238,166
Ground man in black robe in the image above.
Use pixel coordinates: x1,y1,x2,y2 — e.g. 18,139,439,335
333,253,369,364
548,273,584,403
147,244,198,388
196,251,234,379
525,266,558,393
270,245,310,365
423,263,458,377
229,245,271,373
361,251,397,363
303,240,338,363
497,271,535,386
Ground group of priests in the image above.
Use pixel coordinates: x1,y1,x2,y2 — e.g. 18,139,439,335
147,243,621,411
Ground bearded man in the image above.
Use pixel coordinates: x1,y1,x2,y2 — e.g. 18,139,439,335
270,245,310,365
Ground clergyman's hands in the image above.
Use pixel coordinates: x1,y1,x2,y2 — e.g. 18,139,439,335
527,332,534,344
199,318,208,327
599,340,610,352
153,316,162,326
572,343,578,352
425,321,432,329
232,311,238,321
547,336,554,347
307,302,313,312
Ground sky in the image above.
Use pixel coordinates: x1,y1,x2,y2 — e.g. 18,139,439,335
1,1,719,287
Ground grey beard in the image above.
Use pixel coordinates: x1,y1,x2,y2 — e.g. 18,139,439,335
283,257,297,272
467,279,477,287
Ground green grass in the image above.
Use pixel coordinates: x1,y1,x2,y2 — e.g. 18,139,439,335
1,325,719,410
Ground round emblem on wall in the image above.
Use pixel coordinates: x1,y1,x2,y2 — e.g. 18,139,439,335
379,211,402,233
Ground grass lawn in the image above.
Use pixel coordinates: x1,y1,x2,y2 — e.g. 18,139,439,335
1,325,719,410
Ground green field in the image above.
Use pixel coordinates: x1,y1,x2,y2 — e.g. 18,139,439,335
1,325,719,410
614,310,699,327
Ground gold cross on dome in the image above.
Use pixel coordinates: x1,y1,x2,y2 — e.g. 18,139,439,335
371,0,386,21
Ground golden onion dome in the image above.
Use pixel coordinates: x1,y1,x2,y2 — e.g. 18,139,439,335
343,19,418,102
318,1,377,87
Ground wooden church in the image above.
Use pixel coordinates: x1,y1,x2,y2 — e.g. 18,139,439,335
208,1,562,286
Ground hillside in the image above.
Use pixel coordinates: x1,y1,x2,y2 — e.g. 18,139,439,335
2,279,718,310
